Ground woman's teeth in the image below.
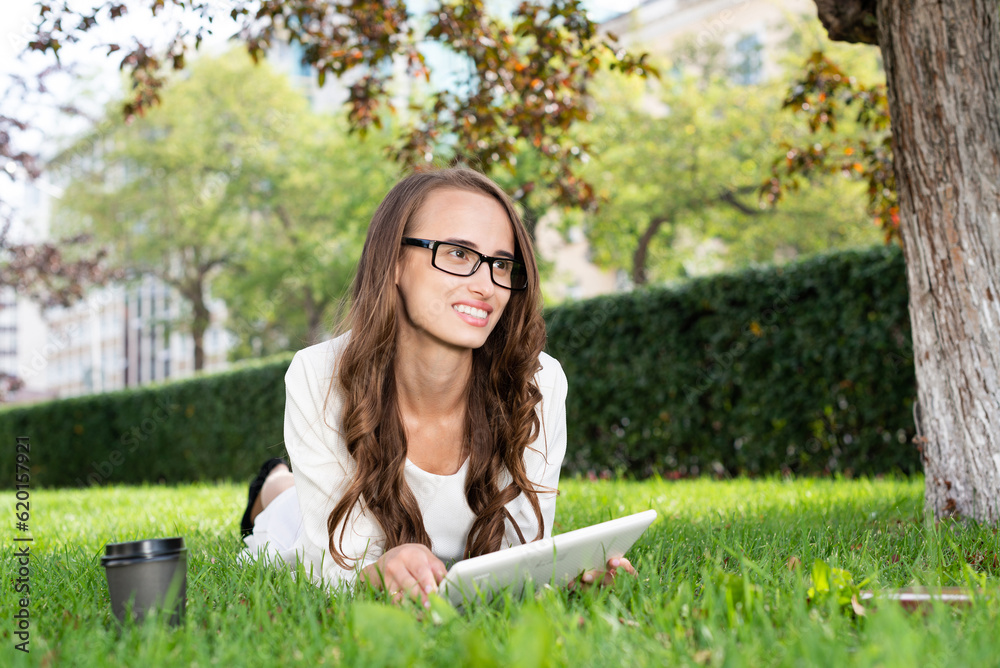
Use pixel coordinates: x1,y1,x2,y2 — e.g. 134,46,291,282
454,304,487,319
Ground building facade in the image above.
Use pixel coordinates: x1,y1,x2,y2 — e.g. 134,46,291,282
37,278,231,400
602,0,813,71
5,178,231,405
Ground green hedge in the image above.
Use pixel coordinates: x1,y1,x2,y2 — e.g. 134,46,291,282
0,244,918,488
0,353,293,488
546,244,917,477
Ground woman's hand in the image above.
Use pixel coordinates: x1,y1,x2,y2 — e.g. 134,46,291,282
572,556,637,590
360,543,448,608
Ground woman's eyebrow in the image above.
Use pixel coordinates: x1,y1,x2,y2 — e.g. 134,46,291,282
444,237,515,259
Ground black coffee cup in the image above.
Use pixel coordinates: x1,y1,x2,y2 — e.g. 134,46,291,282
101,537,187,626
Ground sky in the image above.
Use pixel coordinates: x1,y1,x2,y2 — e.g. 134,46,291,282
1,0,643,66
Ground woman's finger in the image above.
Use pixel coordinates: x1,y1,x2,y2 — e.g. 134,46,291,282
386,577,417,605
405,580,425,605
606,556,637,576
386,568,426,605
390,545,448,607
597,557,638,587
431,558,448,584
568,568,601,590
410,562,443,607
403,545,447,605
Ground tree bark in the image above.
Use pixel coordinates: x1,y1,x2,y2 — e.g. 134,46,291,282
632,216,671,286
172,263,218,373
874,0,1000,520
812,0,878,44
185,285,210,372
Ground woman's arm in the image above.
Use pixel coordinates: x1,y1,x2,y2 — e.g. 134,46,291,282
535,353,568,536
286,342,452,604
283,344,384,587
525,354,637,587
505,352,568,544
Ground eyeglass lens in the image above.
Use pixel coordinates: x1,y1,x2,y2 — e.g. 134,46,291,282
434,243,527,290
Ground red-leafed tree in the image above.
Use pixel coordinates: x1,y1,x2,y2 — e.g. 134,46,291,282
0,223,120,310
0,220,123,401
785,0,1000,521
1,67,122,400
22,0,653,214
764,51,895,242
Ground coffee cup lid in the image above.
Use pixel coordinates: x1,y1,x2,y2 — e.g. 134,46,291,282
102,537,186,563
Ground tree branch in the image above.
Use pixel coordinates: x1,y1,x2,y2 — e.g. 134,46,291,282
717,186,764,216
197,254,231,277
812,0,879,45
633,215,672,286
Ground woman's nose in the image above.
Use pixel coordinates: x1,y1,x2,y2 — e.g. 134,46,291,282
468,261,495,296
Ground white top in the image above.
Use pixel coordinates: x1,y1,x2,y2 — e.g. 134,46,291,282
267,332,567,590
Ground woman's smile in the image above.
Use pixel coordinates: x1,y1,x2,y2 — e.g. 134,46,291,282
452,300,492,326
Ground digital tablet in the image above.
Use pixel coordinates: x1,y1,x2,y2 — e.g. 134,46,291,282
439,509,657,606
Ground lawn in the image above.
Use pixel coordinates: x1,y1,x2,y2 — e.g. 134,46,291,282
2,476,999,666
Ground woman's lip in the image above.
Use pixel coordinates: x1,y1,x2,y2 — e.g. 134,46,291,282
453,308,489,327
452,300,493,314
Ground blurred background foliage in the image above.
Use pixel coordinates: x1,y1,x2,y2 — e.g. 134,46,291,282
573,17,887,286
32,8,898,415
52,51,399,364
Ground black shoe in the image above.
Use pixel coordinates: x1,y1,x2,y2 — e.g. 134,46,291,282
240,457,289,538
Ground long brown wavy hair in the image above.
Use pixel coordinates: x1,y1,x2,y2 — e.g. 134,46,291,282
323,167,549,568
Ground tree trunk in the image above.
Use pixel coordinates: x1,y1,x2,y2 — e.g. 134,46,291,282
632,216,670,286
303,288,329,346
876,0,1000,520
185,286,210,372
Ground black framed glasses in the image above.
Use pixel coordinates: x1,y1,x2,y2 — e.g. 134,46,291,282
401,237,528,290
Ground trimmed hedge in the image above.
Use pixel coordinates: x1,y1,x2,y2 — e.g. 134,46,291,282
546,244,917,477
0,244,917,487
0,353,293,488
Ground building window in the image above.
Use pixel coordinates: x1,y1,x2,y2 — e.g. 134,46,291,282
287,41,313,79
731,33,763,86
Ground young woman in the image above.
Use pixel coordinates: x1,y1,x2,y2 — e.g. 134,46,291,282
240,167,633,606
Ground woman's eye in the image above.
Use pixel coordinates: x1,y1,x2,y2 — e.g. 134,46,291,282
449,248,467,259
493,260,510,272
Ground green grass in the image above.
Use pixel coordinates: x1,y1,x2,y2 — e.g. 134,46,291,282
2,476,999,666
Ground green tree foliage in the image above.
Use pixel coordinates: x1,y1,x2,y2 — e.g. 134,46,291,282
54,50,394,367
25,0,653,213
215,110,397,360
577,32,885,286
2,0,657,361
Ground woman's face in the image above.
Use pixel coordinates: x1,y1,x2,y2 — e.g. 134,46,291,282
395,187,516,352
